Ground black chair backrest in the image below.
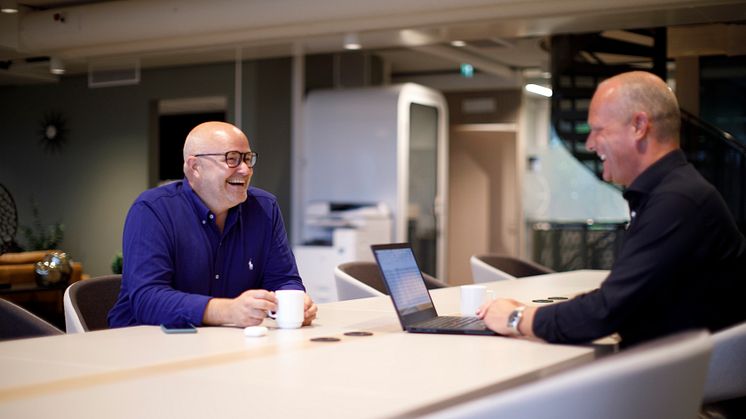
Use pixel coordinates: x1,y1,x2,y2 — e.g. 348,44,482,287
69,274,122,331
0,298,63,341
338,261,447,293
477,255,555,277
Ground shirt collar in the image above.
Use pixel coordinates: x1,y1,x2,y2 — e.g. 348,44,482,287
181,179,212,220
623,149,688,207
181,178,244,227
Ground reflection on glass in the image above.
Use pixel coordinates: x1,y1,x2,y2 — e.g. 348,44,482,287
408,103,438,276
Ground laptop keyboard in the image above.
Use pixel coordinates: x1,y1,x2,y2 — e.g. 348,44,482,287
415,316,485,329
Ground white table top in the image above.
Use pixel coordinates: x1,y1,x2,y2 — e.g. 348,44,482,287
0,269,609,418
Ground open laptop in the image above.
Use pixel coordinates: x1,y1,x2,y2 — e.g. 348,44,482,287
371,243,497,336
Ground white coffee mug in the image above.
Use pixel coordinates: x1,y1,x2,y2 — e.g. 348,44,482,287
267,290,305,329
460,285,488,316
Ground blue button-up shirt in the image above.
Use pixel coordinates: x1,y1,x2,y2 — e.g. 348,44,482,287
108,180,304,328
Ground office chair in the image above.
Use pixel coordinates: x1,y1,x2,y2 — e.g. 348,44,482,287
0,297,63,341
703,321,746,404
470,254,555,283
334,261,448,301
63,274,122,333
424,330,712,419
334,264,386,301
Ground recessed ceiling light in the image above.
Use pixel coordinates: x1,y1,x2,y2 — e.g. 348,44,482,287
344,33,361,50
525,83,553,97
50,57,66,75
450,40,466,47
0,0,18,13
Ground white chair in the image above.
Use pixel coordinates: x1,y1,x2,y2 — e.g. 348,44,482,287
334,261,449,301
334,264,385,301
470,254,555,284
703,321,746,404
470,255,516,282
63,274,121,333
424,330,712,419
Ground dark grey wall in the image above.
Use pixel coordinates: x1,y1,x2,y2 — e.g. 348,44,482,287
247,58,293,224
0,58,293,276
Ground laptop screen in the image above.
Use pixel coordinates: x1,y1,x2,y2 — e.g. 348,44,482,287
372,243,437,325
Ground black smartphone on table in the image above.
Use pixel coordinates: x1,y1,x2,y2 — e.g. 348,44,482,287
160,323,197,334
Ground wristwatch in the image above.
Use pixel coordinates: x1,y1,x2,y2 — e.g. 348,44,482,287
506,306,526,336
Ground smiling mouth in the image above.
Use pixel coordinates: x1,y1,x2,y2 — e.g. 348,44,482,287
226,179,246,187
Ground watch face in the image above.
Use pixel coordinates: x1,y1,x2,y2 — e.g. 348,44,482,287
507,306,525,335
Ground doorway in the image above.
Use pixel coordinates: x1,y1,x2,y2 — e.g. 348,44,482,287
447,124,520,283
154,97,228,185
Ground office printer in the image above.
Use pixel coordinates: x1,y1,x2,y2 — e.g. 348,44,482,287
294,202,393,302
304,202,392,245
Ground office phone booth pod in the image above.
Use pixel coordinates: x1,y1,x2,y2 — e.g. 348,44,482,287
298,83,448,281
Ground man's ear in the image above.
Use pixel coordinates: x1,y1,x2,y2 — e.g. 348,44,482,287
631,111,650,141
184,156,200,179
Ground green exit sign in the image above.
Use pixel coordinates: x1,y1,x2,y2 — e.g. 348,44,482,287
460,63,474,78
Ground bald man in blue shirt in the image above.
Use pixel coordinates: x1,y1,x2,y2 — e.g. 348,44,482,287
109,121,317,328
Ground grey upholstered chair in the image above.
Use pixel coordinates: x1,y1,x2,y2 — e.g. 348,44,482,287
0,297,63,341
423,330,712,419
703,321,746,404
334,261,447,301
470,254,555,283
63,274,122,333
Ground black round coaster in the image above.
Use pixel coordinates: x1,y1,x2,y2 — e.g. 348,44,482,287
531,299,554,303
344,331,373,337
310,337,340,342
547,297,568,300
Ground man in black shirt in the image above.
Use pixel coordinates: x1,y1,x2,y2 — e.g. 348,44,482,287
478,71,746,348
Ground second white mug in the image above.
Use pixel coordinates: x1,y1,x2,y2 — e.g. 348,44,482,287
460,285,489,316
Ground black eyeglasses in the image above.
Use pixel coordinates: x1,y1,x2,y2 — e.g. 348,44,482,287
193,151,258,168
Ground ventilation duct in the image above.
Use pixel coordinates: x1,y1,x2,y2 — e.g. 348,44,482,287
87,58,140,88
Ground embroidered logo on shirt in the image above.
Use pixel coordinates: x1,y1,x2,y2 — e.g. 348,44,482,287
249,259,254,270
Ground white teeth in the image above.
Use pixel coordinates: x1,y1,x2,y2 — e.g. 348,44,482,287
599,154,606,161
227,180,245,185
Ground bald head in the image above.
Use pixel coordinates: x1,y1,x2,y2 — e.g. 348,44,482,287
596,71,681,143
183,121,249,175
181,121,253,216
183,121,249,163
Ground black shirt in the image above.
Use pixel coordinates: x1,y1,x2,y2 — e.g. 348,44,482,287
533,149,746,348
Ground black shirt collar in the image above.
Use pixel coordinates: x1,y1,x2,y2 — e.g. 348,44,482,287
623,149,688,208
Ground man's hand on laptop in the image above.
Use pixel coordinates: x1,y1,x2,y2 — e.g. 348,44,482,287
477,299,538,338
